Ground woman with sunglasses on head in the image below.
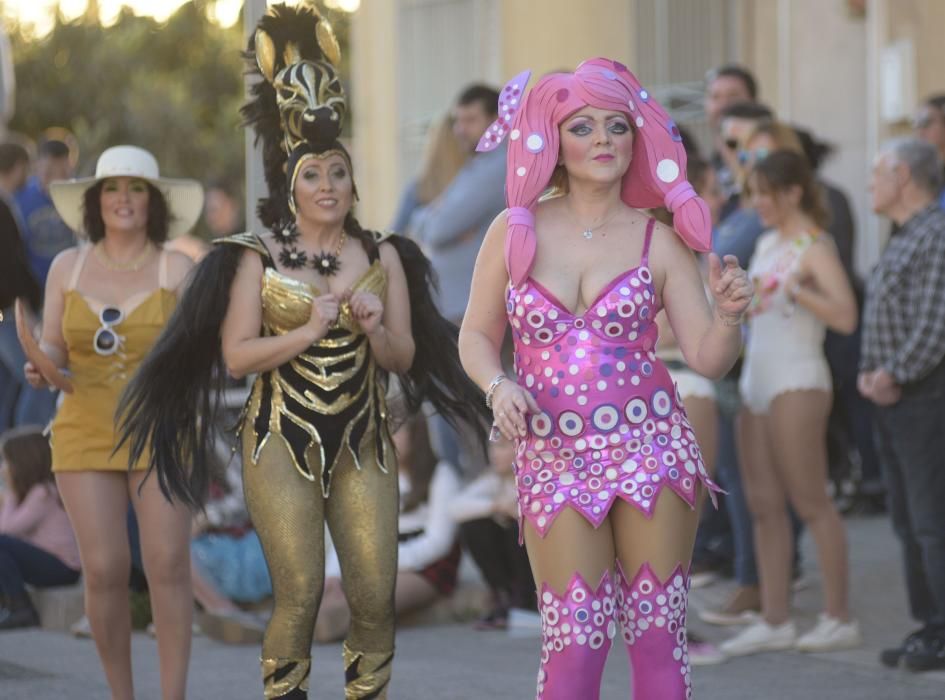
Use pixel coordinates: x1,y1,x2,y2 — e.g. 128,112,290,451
720,150,861,657
24,145,202,700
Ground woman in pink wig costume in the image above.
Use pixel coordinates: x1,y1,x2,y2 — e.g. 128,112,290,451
460,59,753,699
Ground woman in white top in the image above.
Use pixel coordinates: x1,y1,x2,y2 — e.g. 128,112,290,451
316,413,461,643
721,150,860,657
451,435,535,628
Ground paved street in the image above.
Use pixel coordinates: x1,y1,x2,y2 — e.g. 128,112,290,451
1,514,944,699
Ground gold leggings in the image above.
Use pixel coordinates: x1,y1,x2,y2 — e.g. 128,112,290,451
242,429,398,699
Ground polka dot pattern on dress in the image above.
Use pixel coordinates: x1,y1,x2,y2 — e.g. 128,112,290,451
616,563,693,699
506,226,722,538
536,573,617,698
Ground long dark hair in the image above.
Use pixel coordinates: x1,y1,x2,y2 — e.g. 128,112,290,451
0,427,54,504
396,413,439,514
82,180,171,244
116,242,242,506
751,150,831,230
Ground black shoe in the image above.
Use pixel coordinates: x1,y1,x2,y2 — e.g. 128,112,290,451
879,625,931,668
0,603,39,630
903,634,945,672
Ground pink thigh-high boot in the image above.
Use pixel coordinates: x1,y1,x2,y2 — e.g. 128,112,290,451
616,562,693,700
535,572,617,700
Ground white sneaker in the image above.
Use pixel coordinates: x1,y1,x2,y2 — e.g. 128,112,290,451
70,615,92,638
795,614,862,653
720,619,797,657
688,640,727,666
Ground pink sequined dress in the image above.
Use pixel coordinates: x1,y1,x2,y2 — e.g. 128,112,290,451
507,218,721,537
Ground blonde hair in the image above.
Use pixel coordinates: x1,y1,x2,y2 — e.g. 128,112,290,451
745,120,804,155
415,114,469,204
741,120,805,196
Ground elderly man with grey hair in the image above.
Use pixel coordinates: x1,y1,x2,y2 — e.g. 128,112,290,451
860,137,945,673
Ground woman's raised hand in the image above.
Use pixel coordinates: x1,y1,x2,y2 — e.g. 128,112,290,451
307,294,340,340
709,253,753,323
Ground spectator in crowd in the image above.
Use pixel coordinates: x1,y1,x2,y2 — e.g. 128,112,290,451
791,125,883,510
861,137,945,673
189,453,269,645
698,101,781,627
390,113,469,236
704,64,759,210
716,101,774,245
0,142,30,203
912,94,945,207
203,179,244,239
0,426,81,629
721,150,860,656
315,413,461,643
0,143,57,429
27,145,199,698
410,84,505,474
451,435,534,630
15,138,76,288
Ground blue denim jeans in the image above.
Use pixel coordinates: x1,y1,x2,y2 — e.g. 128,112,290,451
0,309,57,429
0,534,80,598
874,362,945,627
711,377,803,586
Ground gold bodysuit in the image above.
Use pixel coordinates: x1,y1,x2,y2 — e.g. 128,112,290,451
243,236,393,494
221,233,398,700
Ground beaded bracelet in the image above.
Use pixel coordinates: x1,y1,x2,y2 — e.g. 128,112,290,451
485,373,508,409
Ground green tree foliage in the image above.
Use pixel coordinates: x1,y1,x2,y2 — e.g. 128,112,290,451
8,1,351,235
9,1,246,195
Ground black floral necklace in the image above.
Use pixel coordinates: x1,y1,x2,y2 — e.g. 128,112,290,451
272,223,346,276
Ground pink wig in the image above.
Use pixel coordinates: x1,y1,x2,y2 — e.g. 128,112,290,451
477,58,711,286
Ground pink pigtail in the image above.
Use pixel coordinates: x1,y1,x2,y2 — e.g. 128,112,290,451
502,74,572,286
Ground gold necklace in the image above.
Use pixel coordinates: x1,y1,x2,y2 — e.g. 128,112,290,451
94,242,154,272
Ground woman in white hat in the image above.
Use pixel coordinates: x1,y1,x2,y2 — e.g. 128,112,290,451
24,145,202,700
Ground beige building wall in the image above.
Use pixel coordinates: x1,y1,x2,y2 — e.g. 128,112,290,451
349,0,399,229
886,0,945,110
741,0,872,270
499,0,635,80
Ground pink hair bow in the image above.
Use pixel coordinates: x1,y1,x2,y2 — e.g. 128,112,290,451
476,70,532,153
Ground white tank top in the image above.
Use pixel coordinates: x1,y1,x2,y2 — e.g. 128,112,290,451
745,230,826,361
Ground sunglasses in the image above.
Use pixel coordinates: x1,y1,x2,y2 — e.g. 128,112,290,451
724,138,740,151
738,147,770,165
93,306,124,356
913,116,933,130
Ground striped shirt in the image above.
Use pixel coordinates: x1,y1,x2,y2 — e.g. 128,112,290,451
861,204,945,384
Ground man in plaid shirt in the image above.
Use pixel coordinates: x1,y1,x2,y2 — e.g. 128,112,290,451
860,137,945,673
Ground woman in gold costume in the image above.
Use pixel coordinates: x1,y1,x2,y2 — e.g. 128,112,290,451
118,5,487,699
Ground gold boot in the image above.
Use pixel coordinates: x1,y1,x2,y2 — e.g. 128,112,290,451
262,656,310,699
342,643,393,699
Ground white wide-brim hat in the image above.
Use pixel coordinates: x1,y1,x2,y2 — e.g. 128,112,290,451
49,145,204,239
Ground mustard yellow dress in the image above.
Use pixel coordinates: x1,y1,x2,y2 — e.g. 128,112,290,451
50,246,176,472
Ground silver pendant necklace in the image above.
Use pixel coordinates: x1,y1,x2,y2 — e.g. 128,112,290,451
572,205,620,240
